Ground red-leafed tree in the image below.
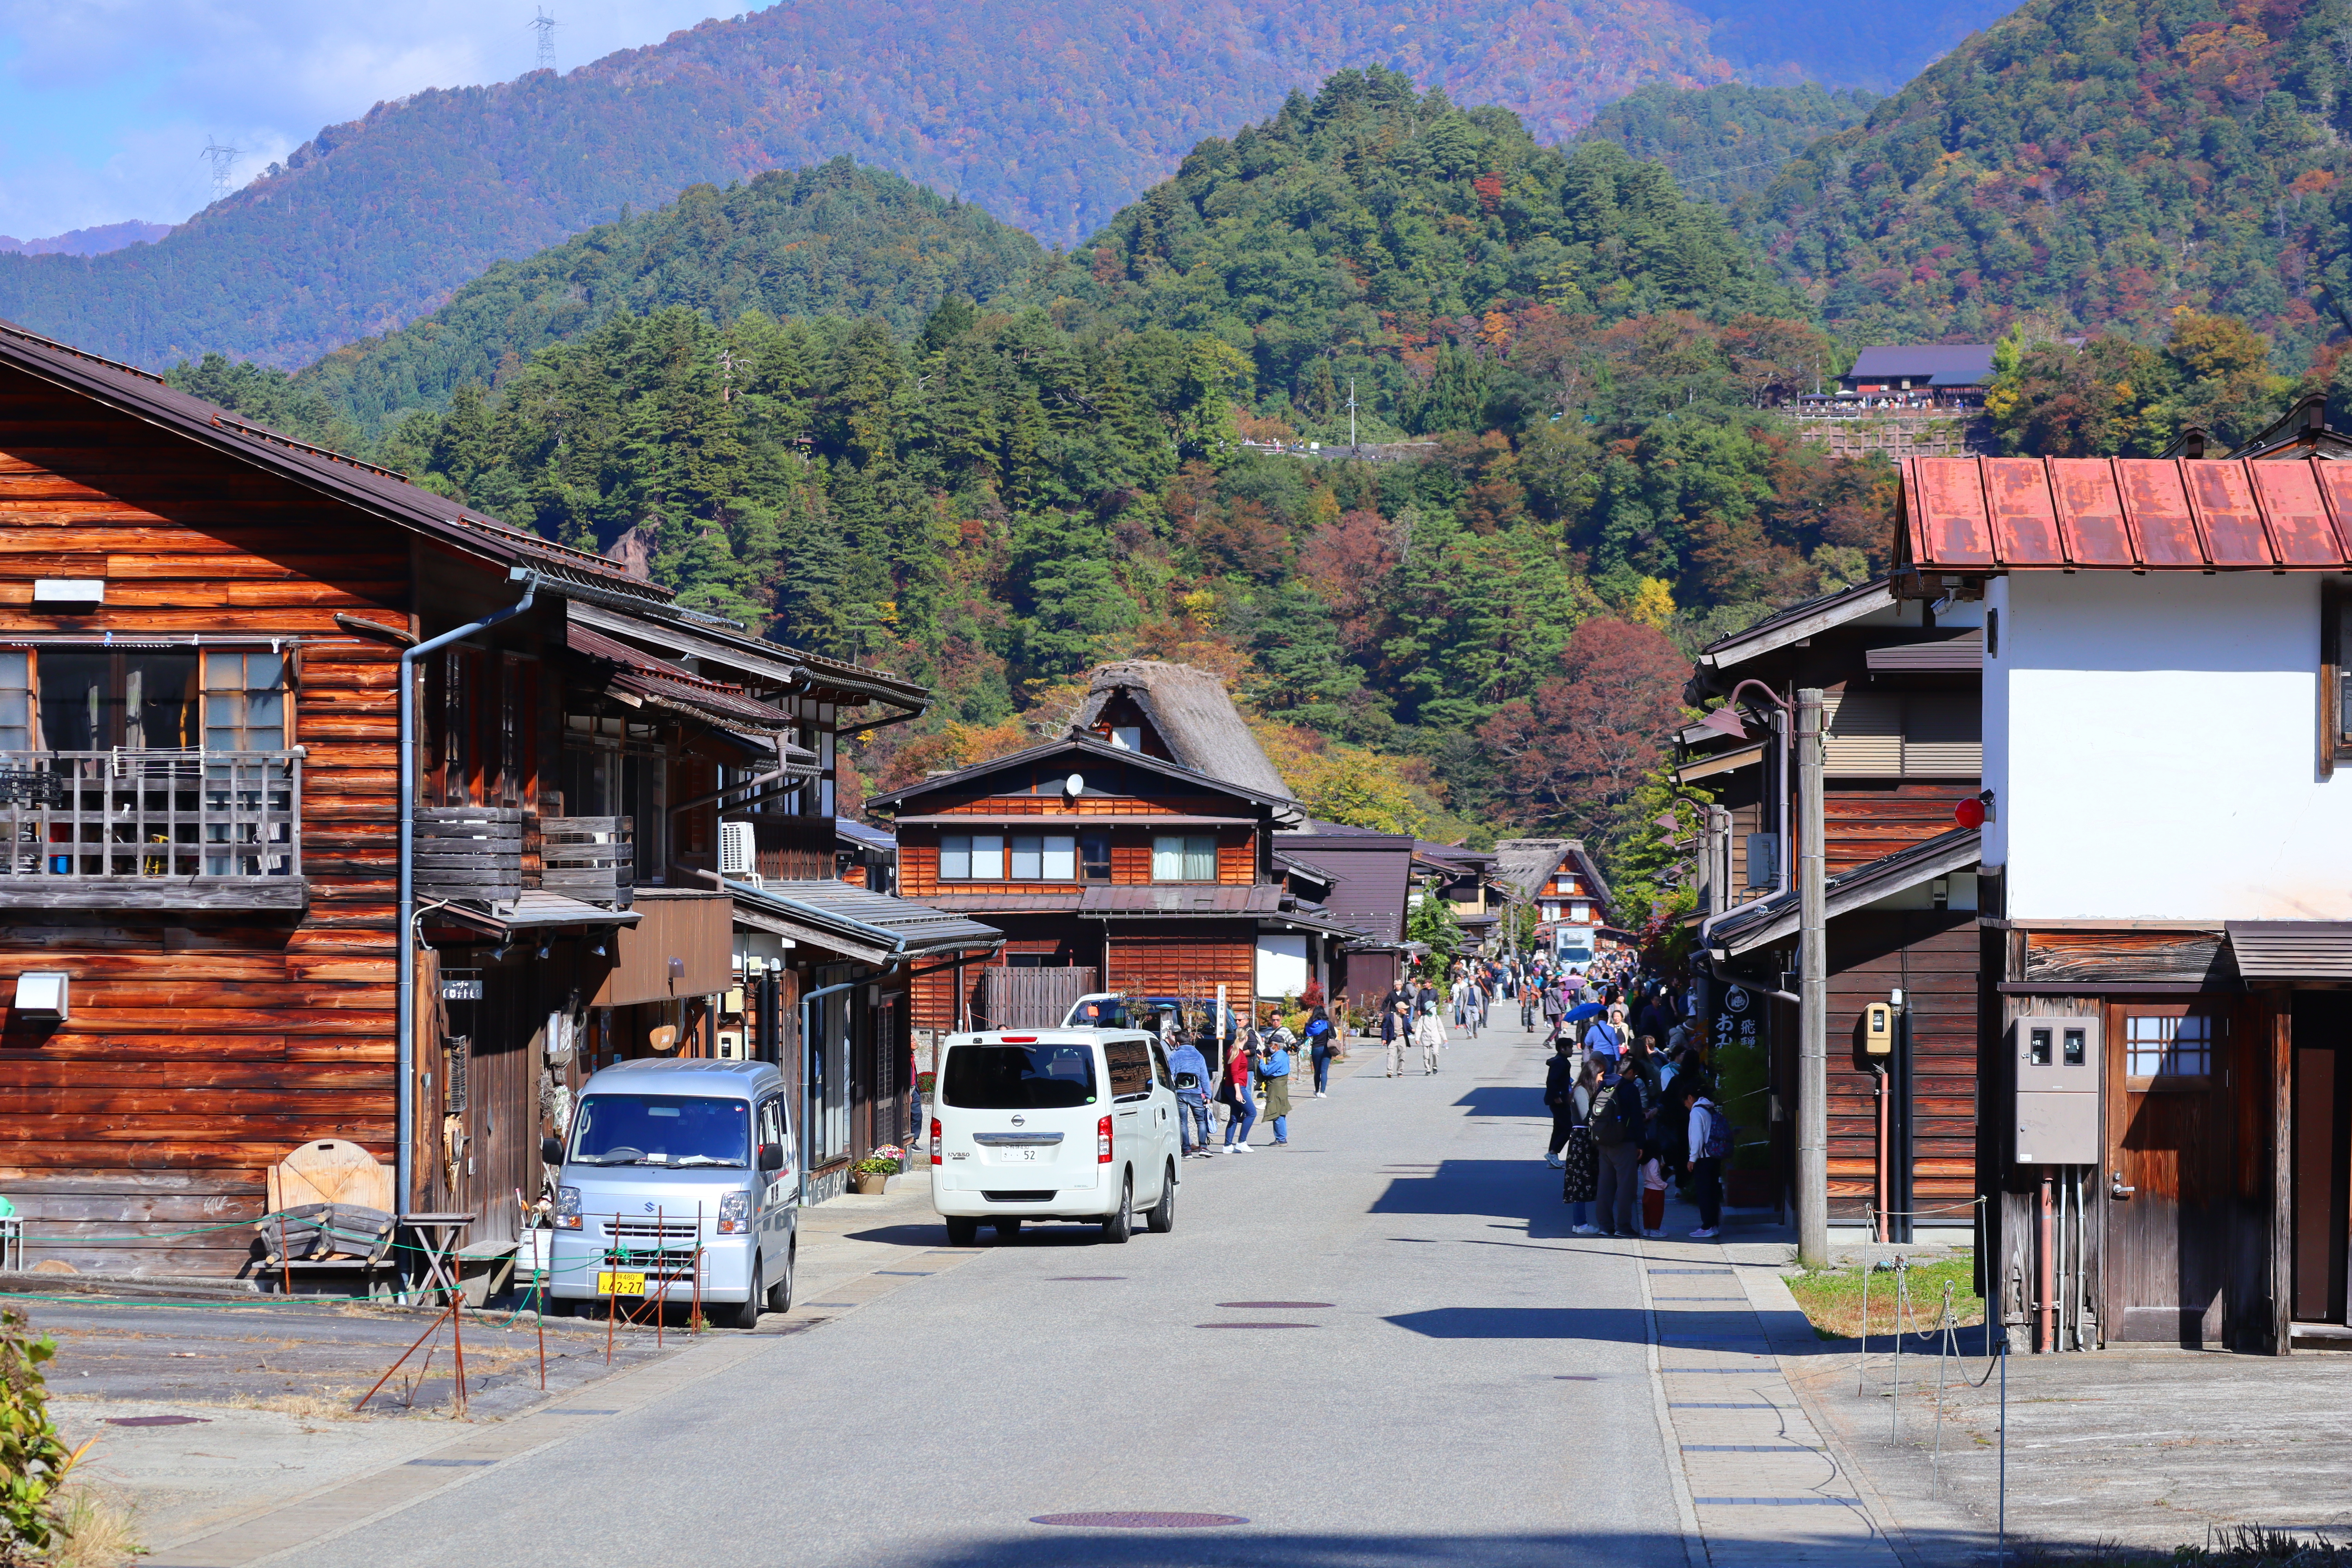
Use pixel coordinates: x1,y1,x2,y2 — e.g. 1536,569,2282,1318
1478,617,1688,835
1297,508,1400,651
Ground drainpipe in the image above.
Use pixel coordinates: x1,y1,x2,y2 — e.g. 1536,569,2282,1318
396,571,541,1214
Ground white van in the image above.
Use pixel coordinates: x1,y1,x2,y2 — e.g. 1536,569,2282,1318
929,1029,1180,1246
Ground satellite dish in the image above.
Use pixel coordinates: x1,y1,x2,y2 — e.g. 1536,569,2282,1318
1064,773,1085,796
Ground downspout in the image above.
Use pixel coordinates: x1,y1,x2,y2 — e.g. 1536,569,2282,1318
396,570,541,1214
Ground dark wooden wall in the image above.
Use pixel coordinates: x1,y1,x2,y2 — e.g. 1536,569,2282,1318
1826,912,1979,1223
0,366,410,1276
1824,781,1977,874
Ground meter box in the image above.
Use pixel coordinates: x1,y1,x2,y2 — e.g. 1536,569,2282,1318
2013,1014,2099,1165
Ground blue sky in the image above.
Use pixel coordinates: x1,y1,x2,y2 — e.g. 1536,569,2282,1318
0,2,731,241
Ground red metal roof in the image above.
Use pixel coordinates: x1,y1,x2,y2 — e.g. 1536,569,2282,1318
1900,456,2352,572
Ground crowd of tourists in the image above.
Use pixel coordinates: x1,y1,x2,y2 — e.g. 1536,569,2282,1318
1531,959,1728,1241
1160,994,1340,1156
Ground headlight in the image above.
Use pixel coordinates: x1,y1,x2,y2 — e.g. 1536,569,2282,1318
555,1186,582,1230
717,1191,751,1234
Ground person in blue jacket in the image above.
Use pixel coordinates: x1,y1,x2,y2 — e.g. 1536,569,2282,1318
1301,1005,1336,1097
1165,1031,1212,1158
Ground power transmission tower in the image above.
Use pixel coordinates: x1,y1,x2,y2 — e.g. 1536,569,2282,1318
199,139,242,201
529,7,558,72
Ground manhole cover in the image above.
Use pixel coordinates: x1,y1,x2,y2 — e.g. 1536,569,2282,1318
1031,1512,1248,1529
1195,1322,1317,1329
1216,1301,1332,1309
106,1415,211,1427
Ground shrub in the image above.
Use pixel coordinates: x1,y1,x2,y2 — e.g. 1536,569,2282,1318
2,1308,91,1564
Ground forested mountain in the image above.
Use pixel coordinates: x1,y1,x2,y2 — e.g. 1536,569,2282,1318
1579,83,1879,200
1740,0,2352,364
159,73,1893,868
2,0,1995,374
301,161,1050,435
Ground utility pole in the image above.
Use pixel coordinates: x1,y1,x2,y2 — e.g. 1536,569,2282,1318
1346,377,1357,452
529,7,558,73
1796,686,1829,1269
199,139,242,202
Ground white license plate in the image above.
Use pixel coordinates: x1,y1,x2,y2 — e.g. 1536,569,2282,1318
997,1147,1037,1162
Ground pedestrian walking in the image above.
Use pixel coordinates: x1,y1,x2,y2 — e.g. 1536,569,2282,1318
1383,997,1409,1076
1258,1026,1294,1145
1303,1005,1336,1096
1562,1059,1599,1232
1167,1031,1212,1157
1682,1080,1728,1238
1218,1031,1258,1152
1542,1037,1576,1167
1581,1007,1622,1069
1413,995,1446,1074
1590,1057,1644,1238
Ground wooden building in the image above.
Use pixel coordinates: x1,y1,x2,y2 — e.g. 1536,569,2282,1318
1274,820,1420,1003
1677,577,1987,1239
1897,451,2352,1352
0,319,993,1278
1492,839,1611,964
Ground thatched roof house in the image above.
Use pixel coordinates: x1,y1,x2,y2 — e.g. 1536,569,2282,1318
1073,660,1296,804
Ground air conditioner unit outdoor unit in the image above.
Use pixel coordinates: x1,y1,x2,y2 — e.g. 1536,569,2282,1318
719,820,758,879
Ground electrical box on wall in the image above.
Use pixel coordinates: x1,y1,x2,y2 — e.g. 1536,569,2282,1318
2013,1014,2100,1164
1864,1002,1894,1056
715,1029,745,1060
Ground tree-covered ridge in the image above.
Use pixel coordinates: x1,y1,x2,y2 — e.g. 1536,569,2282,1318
300,161,1050,436
1577,82,1880,201
1050,70,1809,432
1742,0,2352,363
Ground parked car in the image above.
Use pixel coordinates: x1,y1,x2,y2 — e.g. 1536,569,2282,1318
1062,992,1231,1043
930,1028,1180,1245
544,1058,797,1329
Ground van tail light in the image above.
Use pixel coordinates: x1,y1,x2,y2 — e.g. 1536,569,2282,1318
1097,1115,1112,1163
931,1118,943,1166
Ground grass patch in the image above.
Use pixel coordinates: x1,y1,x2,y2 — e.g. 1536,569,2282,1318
2027,1528,2352,1565
49,1485,142,1568
1784,1255,1984,1339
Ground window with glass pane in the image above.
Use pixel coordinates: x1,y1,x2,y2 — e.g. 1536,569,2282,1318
1040,835,1075,879
2125,1013,2215,1078
203,652,285,752
39,651,198,751
1153,833,1218,881
1080,832,1111,882
1010,835,1042,879
940,834,971,880
0,653,27,753
969,833,1003,878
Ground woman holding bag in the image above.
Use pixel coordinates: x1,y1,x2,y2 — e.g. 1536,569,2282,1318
1302,1005,1336,1096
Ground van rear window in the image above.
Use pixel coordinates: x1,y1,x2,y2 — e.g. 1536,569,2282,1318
943,1044,1098,1109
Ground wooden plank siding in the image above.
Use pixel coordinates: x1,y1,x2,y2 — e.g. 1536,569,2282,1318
0,367,412,1276
898,813,1255,899
1826,912,1981,1223
1824,781,1978,875
1104,931,1256,1009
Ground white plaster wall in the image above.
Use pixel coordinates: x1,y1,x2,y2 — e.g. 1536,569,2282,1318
1992,571,2352,921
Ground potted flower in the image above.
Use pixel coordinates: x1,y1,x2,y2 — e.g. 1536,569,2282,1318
851,1145,904,1196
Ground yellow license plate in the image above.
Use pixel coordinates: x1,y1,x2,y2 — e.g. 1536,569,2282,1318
597,1271,646,1297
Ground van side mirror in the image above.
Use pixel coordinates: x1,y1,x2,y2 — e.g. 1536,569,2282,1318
759,1142,785,1172
541,1135,564,1165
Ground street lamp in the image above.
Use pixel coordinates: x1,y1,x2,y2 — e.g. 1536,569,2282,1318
1696,677,1829,1270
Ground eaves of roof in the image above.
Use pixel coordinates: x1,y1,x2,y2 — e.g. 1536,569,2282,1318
870,731,1302,821
1706,826,1982,956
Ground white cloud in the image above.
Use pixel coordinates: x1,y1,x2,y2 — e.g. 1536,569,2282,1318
0,0,728,238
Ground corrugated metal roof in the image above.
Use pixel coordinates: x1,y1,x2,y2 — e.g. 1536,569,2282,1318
437,890,644,935
726,878,999,960
1707,826,1980,956
569,623,800,739
2224,922,2352,980
916,893,1085,913
1900,456,2352,572
834,818,896,852
1081,885,1284,916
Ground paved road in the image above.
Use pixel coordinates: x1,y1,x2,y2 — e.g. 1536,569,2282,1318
290,1018,1695,1567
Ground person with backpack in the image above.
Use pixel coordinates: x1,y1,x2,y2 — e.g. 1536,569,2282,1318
1302,1005,1336,1096
1539,980,1565,1045
1581,1007,1622,1070
1683,1080,1729,1238
1257,1018,1294,1146
1167,1031,1212,1157
1589,1057,1644,1238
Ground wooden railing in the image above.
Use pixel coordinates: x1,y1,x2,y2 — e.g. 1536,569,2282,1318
0,750,300,881
541,816,633,909
414,807,633,908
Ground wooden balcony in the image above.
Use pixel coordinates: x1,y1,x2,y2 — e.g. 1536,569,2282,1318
0,750,303,909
